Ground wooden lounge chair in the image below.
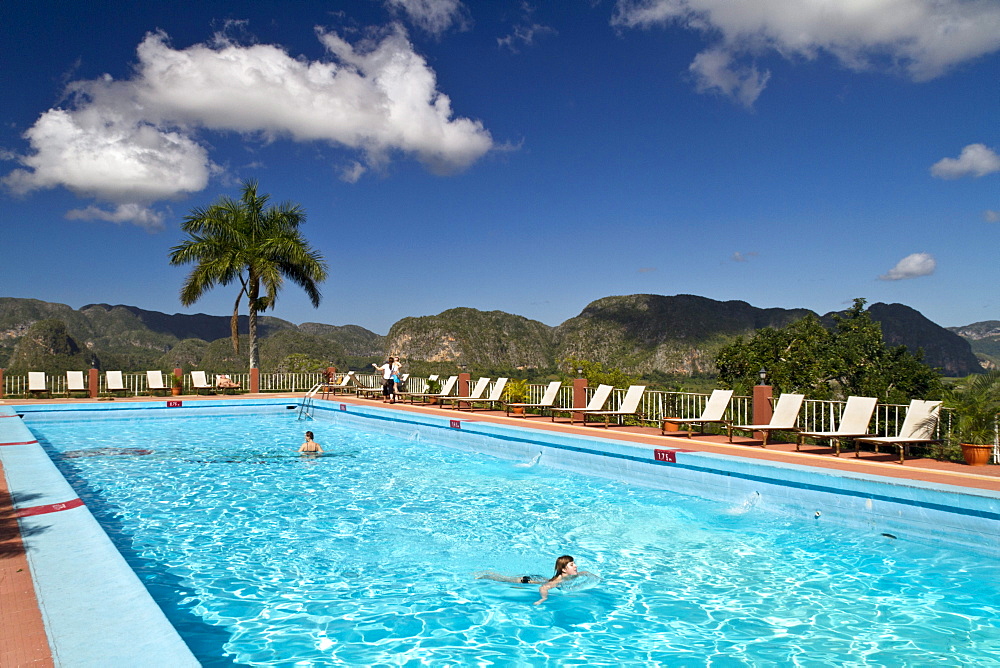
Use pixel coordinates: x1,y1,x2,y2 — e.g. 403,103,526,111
796,396,878,456
27,372,47,398
191,370,213,395
550,384,614,424
661,389,734,436
401,375,458,404
504,381,562,417
147,370,169,396
105,370,127,396
325,371,356,395
855,399,942,464
439,377,491,408
728,393,805,447
63,370,89,398
581,385,646,428
445,378,508,411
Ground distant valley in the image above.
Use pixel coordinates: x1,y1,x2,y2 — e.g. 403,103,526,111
0,295,986,378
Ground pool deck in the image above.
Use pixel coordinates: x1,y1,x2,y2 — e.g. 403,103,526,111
2,391,998,663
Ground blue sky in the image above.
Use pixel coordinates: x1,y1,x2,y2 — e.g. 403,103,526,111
2,0,999,335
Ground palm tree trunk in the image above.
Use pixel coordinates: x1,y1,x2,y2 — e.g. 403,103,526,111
248,278,260,370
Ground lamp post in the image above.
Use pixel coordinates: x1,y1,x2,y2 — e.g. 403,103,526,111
758,367,768,385
576,367,583,378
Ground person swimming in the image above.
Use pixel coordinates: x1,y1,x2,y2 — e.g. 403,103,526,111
298,431,323,453
476,554,595,604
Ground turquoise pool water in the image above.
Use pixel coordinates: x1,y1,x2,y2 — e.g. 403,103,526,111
30,412,1000,666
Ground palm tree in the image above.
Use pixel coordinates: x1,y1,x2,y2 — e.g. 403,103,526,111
168,180,328,370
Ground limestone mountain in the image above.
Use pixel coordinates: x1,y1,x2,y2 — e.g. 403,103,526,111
7,319,92,373
947,320,1000,369
865,303,982,377
554,294,812,374
385,307,555,369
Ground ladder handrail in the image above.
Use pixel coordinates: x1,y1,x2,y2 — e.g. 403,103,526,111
298,384,323,420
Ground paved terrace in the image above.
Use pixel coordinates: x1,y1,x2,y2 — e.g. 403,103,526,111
3,391,999,663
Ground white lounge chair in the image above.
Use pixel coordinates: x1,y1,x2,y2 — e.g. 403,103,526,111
147,370,169,396
105,370,127,396
550,384,614,424
661,389,734,436
446,378,509,411
796,396,878,456
402,375,458,404
855,399,942,464
504,381,562,417
28,371,47,398
65,370,88,397
216,374,241,393
581,385,647,428
191,370,213,395
326,371,356,395
439,377,491,408
728,393,806,447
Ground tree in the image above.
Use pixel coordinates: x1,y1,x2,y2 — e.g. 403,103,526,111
168,180,328,370
715,298,942,402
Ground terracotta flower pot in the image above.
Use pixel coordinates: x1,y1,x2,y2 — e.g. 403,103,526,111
512,405,525,415
961,443,992,466
171,387,182,396
662,420,680,432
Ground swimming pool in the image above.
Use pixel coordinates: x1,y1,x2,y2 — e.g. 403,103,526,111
21,403,1000,665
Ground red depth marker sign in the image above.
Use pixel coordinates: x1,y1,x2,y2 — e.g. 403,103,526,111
167,400,182,408
450,420,461,429
654,449,677,463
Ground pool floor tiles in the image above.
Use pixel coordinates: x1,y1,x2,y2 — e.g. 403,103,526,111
0,459,53,667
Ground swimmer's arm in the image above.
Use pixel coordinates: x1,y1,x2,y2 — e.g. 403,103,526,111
534,579,559,605
297,443,307,452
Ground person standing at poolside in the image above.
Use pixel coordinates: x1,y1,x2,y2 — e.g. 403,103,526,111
372,356,401,403
298,431,322,453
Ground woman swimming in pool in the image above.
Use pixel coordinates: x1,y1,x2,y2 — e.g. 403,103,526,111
476,555,594,604
298,431,323,453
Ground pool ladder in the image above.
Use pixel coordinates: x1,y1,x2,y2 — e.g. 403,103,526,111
298,384,323,420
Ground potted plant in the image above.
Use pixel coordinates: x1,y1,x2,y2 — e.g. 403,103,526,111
940,371,1000,466
503,379,531,414
425,377,442,404
172,371,184,396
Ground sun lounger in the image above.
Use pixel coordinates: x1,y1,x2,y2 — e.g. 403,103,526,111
661,389,734,436
796,396,878,456
216,374,241,393
64,370,88,397
550,384,614,424
191,370,213,395
401,375,458,404
728,393,805,447
325,371,356,395
504,381,562,417
28,372,47,398
147,370,169,396
105,370,127,396
439,377,491,408
855,399,942,464
444,378,508,411
581,385,646,427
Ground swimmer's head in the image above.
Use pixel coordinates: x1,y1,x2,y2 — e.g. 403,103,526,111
305,431,314,439
553,555,576,577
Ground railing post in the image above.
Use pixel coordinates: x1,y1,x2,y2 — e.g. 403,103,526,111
0,368,4,399
250,368,260,394
89,367,99,399
458,372,471,397
573,377,588,422
753,384,773,441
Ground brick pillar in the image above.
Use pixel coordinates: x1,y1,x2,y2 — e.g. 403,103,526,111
89,367,99,399
458,372,471,397
250,367,260,394
752,385,773,441
573,377,588,422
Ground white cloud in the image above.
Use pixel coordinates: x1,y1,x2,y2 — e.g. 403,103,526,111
3,26,493,226
384,0,470,35
689,49,769,109
930,143,1000,179
497,22,556,52
879,252,936,281
65,203,166,230
339,161,367,184
985,210,1000,223
613,0,1000,105
731,251,758,262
